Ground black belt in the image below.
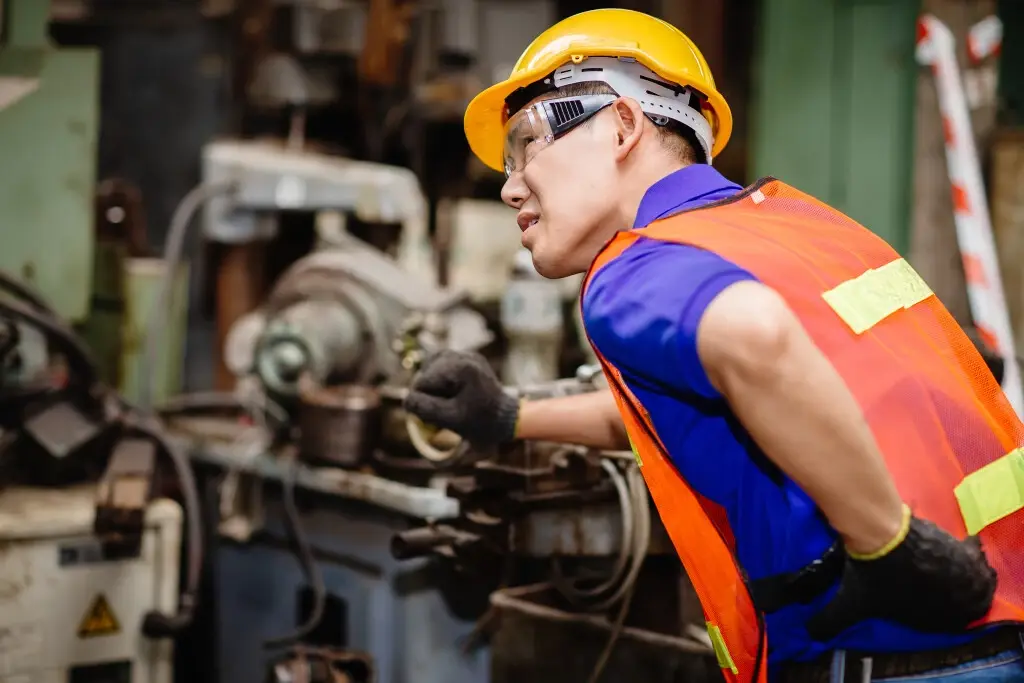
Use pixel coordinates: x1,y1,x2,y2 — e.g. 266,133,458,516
749,542,846,614
778,627,1024,683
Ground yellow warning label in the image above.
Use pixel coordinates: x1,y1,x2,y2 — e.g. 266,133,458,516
77,594,120,639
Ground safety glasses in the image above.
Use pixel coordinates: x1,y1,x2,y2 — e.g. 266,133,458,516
502,94,617,178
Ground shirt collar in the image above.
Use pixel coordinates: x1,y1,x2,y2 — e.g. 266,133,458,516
633,164,743,229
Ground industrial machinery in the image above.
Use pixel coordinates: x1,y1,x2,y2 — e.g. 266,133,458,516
0,0,99,325
386,366,717,682
202,139,491,394
176,137,716,682
221,233,491,402
138,3,725,677
0,486,181,683
157,139,497,683
0,273,203,646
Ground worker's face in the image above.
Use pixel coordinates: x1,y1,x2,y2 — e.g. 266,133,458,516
500,97,639,279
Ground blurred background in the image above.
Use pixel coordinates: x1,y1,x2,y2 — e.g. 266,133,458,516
0,1,1019,683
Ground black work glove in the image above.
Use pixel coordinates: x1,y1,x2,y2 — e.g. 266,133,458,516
403,350,520,446
806,509,998,641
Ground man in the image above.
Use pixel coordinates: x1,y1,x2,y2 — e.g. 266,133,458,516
404,9,1024,682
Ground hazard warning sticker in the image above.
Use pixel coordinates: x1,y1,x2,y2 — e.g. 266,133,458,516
77,594,120,639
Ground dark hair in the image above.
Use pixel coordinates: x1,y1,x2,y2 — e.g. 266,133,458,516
541,81,705,165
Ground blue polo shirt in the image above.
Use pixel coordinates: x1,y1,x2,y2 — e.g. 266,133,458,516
582,165,978,669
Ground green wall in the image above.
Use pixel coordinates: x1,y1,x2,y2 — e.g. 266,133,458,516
750,0,920,255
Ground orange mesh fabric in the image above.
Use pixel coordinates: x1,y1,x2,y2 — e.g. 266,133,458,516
584,241,769,683
633,178,1024,624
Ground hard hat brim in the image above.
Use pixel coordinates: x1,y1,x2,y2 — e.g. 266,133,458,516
464,77,525,174
464,48,733,174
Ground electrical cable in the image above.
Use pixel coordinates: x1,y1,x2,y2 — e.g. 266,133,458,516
263,457,327,649
586,579,636,683
134,180,235,637
587,463,651,611
551,458,635,604
0,318,19,366
0,270,57,314
585,463,651,683
139,420,206,638
0,295,99,389
138,180,237,412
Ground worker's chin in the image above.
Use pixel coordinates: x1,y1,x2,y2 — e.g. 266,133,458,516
527,244,572,279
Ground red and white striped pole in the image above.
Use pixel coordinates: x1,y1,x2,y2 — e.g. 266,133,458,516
916,14,1022,416
967,15,1002,66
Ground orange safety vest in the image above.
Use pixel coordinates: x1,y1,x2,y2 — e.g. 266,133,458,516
581,178,1024,683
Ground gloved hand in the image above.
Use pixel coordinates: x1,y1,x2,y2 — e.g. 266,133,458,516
806,505,998,641
403,350,520,446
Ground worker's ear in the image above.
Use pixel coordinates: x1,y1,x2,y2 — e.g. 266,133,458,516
611,97,645,162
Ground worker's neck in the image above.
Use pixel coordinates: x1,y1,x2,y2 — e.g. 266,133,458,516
616,157,690,231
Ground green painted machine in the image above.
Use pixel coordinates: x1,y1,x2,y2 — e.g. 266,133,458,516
0,0,99,321
0,0,187,403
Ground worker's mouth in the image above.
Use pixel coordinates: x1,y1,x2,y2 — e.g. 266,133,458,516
517,212,539,232
521,221,538,247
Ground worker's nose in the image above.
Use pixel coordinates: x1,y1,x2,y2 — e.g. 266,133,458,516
501,173,529,210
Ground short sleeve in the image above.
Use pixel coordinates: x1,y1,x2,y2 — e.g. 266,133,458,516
582,237,758,398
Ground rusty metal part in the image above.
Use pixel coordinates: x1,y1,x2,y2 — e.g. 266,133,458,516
297,381,381,469
215,242,268,390
358,0,416,88
389,443,619,566
390,523,482,560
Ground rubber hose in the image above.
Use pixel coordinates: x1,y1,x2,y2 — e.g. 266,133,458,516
141,425,205,638
552,458,635,604
263,458,327,648
138,181,236,411
0,296,99,389
0,270,57,314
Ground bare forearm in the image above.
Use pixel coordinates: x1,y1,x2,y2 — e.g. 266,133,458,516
718,331,903,554
700,282,904,555
515,390,630,450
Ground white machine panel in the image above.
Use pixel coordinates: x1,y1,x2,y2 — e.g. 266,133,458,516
0,486,181,683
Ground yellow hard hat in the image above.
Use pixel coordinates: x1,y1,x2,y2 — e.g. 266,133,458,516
464,8,732,173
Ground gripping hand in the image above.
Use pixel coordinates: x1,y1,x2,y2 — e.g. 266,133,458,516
403,350,520,446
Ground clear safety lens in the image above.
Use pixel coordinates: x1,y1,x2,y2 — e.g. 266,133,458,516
503,105,554,178
502,94,616,177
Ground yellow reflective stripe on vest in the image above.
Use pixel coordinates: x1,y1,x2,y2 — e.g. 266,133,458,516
706,623,738,674
626,434,643,467
822,258,934,334
955,448,1024,535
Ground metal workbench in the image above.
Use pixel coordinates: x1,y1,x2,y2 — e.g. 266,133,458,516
186,437,459,520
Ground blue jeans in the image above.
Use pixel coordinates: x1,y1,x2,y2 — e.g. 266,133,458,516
828,634,1024,682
